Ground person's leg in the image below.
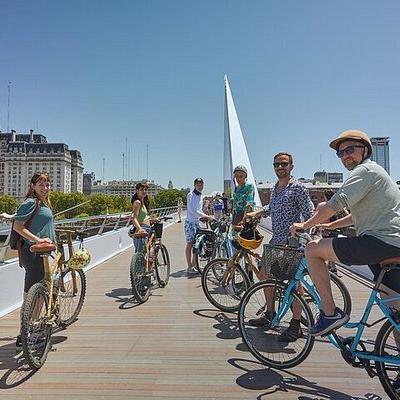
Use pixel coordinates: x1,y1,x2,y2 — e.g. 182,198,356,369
305,238,340,315
186,242,194,268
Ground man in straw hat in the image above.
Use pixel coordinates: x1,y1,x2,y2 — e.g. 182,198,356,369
291,130,400,336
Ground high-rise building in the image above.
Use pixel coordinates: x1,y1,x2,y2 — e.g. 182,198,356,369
371,137,390,174
0,129,84,199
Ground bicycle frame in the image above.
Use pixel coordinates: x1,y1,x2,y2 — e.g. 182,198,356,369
271,255,400,367
222,248,261,286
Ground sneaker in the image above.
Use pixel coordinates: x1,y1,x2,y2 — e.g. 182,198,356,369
278,319,303,342
16,335,22,349
309,307,349,336
186,266,198,275
248,311,275,327
392,372,400,392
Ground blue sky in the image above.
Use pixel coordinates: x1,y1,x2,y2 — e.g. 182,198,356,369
1,1,399,192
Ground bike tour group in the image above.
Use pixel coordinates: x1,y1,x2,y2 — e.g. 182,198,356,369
5,129,400,399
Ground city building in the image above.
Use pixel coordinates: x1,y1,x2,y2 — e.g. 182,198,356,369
313,171,343,185
0,129,84,199
371,137,390,174
91,180,164,197
257,181,343,207
70,150,84,193
83,172,96,195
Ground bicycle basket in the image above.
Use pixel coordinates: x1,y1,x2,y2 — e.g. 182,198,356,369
262,244,303,281
153,222,163,239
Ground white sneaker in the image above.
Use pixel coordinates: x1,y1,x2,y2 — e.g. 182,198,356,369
186,266,197,275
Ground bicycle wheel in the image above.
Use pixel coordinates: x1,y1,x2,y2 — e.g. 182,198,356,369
21,283,52,370
154,244,170,288
238,280,315,369
130,252,151,303
375,320,400,400
58,268,87,327
202,258,251,313
300,271,352,325
193,237,213,274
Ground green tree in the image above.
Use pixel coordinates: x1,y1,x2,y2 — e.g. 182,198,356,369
109,195,131,213
50,192,87,218
87,193,113,215
154,189,186,208
0,195,19,214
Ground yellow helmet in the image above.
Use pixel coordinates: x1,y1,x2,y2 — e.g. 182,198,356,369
237,228,263,250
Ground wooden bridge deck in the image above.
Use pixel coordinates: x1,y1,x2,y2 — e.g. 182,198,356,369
0,222,388,399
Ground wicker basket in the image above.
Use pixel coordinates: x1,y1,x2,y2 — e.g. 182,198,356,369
262,244,304,281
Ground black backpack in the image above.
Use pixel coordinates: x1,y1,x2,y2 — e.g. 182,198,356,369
9,199,40,251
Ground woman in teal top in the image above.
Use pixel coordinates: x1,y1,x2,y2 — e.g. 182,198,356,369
13,171,56,348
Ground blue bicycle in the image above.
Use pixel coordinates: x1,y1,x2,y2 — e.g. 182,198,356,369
238,235,400,400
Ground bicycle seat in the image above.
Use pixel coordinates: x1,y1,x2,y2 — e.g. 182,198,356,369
29,242,57,254
379,257,400,266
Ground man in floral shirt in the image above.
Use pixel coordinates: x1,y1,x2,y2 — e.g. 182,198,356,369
248,152,314,341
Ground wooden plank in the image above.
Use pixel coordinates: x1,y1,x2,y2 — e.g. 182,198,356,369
0,222,388,399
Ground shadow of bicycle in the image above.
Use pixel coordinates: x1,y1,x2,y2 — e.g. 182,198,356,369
228,357,384,400
0,335,67,389
193,308,241,339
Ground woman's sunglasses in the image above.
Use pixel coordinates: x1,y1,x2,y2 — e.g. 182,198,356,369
336,145,365,158
273,162,290,168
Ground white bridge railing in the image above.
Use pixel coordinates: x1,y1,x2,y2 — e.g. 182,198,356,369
0,206,179,263
0,206,179,317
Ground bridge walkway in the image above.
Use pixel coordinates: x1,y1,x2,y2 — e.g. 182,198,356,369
0,222,387,399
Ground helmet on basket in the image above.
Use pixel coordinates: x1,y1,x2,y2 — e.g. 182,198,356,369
68,247,91,270
237,227,263,250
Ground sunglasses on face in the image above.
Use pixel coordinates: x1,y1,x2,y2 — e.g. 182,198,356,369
273,162,290,168
336,145,365,158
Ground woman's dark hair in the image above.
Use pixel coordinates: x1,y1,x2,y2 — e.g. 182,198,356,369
25,171,52,208
131,182,150,211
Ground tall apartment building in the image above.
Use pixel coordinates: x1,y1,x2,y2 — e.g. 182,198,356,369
0,130,83,199
371,137,390,175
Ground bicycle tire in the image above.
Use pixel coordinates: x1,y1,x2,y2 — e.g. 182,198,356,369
193,236,213,274
201,257,251,313
375,319,400,400
21,283,52,370
155,244,170,288
130,252,151,303
238,280,315,369
58,268,87,328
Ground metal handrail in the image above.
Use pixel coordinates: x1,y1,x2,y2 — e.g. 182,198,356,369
0,205,179,263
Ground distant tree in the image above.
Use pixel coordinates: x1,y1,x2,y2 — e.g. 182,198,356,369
110,195,131,213
154,189,186,208
0,195,19,214
167,180,173,189
50,192,87,218
87,193,113,215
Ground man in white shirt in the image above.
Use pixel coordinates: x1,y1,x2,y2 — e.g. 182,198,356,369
185,178,213,274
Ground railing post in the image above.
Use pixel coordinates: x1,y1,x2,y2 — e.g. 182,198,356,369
113,214,122,230
98,216,108,235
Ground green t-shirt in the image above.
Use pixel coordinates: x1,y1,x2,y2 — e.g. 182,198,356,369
328,159,400,248
15,198,56,244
